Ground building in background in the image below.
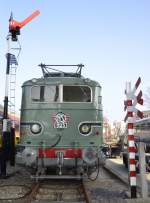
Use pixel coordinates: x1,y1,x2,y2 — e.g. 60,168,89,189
103,117,125,144
143,110,150,118
103,117,111,143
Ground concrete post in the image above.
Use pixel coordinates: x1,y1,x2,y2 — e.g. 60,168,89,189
138,142,148,198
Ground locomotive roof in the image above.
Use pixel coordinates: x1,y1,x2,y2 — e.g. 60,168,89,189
22,64,101,87
22,74,101,87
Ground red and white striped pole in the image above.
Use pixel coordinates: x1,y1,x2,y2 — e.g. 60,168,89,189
124,77,143,198
126,82,137,198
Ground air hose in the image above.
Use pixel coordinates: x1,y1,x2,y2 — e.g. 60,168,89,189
87,157,100,181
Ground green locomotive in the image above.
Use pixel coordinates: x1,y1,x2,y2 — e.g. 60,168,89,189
16,64,103,177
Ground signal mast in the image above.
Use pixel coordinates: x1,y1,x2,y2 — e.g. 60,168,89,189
1,10,40,178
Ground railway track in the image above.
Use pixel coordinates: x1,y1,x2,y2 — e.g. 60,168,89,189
26,179,92,203
0,163,130,202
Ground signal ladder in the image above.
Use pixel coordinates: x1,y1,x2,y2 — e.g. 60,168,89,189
9,54,18,127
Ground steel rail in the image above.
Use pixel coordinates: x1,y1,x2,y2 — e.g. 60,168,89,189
25,178,92,203
26,182,40,203
81,179,92,203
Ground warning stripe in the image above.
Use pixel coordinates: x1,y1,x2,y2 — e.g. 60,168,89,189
126,99,136,193
127,112,133,117
130,171,136,177
130,177,136,186
129,152,135,159
128,123,134,129
129,164,136,171
132,77,141,94
129,159,136,165
128,140,135,147
124,78,143,197
135,77,141,89
127,100,132,106
128,135,134,141
128,147,136,153
128,129,134,135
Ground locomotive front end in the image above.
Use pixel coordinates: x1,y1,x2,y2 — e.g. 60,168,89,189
16,66,103,177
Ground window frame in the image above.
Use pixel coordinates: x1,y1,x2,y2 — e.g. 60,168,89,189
30,85,60,103
30,84,92,103
62,85,92,103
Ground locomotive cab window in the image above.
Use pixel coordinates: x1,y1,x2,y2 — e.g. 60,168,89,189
31,85,59,102
63,86,91,102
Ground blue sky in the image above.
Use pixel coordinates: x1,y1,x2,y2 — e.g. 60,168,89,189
0,1,150,122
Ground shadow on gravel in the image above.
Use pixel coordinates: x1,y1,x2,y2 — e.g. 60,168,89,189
91,187,128,200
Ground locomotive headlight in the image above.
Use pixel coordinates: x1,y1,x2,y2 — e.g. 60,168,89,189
30,123,42,134
79,124,91,136
81,125,90,133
